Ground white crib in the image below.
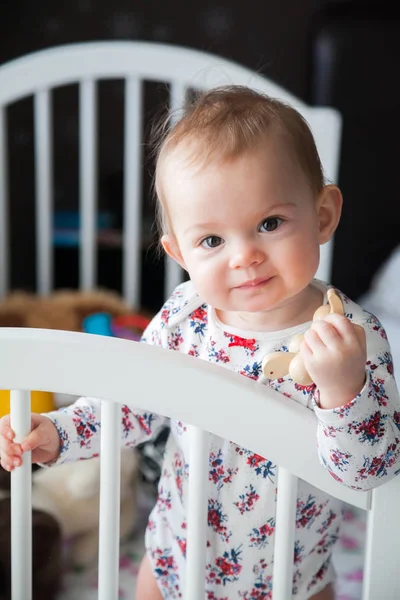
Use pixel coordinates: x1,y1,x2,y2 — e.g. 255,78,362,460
0,41,341,305
0,41,398,600
1,328,399,600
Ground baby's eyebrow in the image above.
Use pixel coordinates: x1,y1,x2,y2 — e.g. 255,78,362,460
262,202,297,213
183,222,219,235
182,202,298,236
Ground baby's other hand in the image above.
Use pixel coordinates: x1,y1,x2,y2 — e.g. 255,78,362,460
0,413,61,471
300,313,367,409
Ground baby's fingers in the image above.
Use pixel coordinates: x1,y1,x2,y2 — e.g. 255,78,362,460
0,416,17,470
0,415,14,442
324,314,366,352
324,313,355,339
353,323,367,349
21,426,45,453
0,439,23,471
305,319,342,352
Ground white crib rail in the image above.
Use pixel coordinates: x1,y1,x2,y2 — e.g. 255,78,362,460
273,469,298,599
0,106,9,298
8,393,213,600
10,391,32,600
5,328,400,599
185,427,209,600
363,475,400,599
79,79,98,292
0,41,341,303
34,90,53,296
9,393,124,600
98,400,122,599
122,77,143,309
163,80,187,300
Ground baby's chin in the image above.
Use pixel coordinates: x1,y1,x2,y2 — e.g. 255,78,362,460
195,286,278,315
216,301,278,319
209,296,276,314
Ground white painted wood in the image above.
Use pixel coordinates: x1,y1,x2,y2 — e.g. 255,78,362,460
0,43,348,598
184,427,209,600
10,390,32,600
307,109,342,284
34,90,53,295
98,401,121,600
0,42,309,108
317,238,334,284
79,79,97,290
164,80,186,300
0,42,341,293
362,475,400,599
122,77,142,308
7,328,400,597
0,327,370,509
0,107,9,298
0,43,341,196
272,468,298,600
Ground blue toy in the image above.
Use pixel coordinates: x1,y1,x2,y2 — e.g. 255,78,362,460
83,312,113,337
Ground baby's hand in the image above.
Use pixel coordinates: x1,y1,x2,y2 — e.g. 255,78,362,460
0,413,61,471
300,313,367,409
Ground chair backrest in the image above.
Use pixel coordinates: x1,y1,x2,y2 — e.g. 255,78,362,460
0,41,342,307
0,327,399,599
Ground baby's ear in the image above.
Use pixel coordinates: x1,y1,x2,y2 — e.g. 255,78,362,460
161,235,187,270
317,185,343,245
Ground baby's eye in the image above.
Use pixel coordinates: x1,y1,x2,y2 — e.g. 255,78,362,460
259,217,283,233
200,235,223,249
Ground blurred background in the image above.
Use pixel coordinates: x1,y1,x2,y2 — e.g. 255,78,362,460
0,4,399,597
0,0,399,312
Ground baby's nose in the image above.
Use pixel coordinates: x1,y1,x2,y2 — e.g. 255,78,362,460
229,243,265,269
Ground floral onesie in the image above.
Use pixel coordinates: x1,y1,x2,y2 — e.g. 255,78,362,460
45,279,400,599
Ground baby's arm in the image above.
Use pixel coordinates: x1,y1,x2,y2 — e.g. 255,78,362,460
0,308,169,469
41,397,167,466
313,313,400,491
41,308,169,466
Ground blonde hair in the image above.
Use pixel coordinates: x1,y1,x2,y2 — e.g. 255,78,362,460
153,85,325,237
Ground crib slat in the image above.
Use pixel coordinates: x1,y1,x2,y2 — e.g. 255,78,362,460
122,77,142,309
34,91,53,295
185,427,209,600
98,401,121,600
164,81,186,300
10,390,32,600
272,468,298,600
0,106,9,298
79,79,97,290
363,477,400,599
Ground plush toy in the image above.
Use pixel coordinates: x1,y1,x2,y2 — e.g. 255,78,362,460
31,448,140,569
261,288,366,385
0,288,144,412
83,312,151,341
0,466,63,600
0,288,134,331
0,288,155,557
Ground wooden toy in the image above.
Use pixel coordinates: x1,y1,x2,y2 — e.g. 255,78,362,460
262,289,365,385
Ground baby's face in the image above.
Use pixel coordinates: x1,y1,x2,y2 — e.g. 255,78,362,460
162,141,324,325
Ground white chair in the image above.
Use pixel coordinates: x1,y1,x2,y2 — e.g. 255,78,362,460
0,327,399,600
0,41,342,307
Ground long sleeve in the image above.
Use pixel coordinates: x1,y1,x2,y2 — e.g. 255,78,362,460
42,310,168,466
313,311,400,491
